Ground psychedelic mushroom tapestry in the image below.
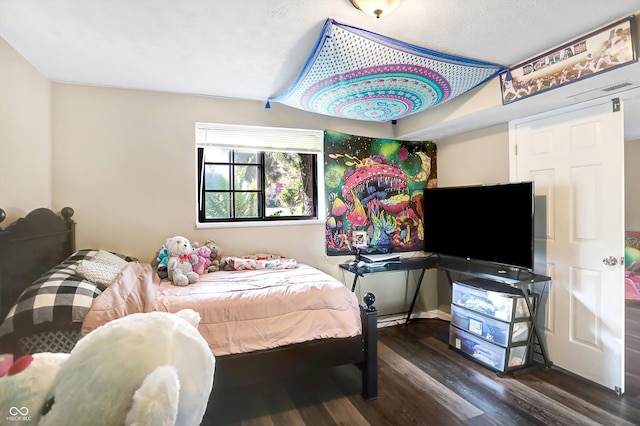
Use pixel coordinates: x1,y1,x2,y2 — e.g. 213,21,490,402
324,130,436,255
269,19,506,122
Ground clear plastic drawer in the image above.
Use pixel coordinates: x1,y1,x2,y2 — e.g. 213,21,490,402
450,304,530,347
449,326,528,372
452,278,534,322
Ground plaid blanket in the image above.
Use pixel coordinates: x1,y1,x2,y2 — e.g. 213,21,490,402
0,249,133,341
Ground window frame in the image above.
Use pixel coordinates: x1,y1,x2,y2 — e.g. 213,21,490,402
195,123,325,228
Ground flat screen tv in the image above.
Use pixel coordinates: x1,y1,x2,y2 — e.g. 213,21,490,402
422,181,535,271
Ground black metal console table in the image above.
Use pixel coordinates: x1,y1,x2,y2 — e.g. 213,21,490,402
339,257,439,324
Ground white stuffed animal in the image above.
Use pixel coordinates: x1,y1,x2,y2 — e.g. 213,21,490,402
0,352,69,425
165,236,199,286
0,309,215,426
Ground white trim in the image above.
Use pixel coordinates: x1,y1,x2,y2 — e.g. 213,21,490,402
195,218,326,229
196,122,323,153
195,122,326,225
376,310,451,328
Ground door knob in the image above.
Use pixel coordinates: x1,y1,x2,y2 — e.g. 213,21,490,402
602,256,618,266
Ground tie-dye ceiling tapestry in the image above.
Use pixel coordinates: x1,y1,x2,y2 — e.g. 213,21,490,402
324,130,437,255
270,19,506,123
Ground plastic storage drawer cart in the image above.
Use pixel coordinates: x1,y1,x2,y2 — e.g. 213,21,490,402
450,304,531,347
449,278,537,373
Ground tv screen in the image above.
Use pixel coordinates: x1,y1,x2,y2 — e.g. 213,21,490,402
423,181,534,271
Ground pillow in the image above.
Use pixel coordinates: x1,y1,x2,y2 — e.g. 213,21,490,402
0,249,133,349
76,259,126,287
93,249,130,269
76,251,130,286
224,256,298,270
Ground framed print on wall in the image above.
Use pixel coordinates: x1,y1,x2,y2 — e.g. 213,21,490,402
500,16,637,104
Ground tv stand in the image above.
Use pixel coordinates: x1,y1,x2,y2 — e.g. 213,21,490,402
340,255,552,376
429,257,552,376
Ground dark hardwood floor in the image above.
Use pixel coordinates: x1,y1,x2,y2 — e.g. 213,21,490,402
202,306,640,426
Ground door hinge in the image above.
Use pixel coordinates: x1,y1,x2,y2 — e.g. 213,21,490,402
612,97,620,113
514,144,518,156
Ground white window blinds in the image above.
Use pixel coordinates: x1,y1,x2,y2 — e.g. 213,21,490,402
195,122,323,153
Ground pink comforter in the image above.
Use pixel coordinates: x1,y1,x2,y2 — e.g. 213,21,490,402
81,262,362,356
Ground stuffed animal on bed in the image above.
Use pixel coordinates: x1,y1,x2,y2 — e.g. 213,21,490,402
0,309,215,426
155,245,169,279
165,236,199,286
204,239,227,272
191,245,212,275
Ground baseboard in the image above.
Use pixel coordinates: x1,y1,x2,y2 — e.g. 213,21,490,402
412,309,451,321
376,309,451,328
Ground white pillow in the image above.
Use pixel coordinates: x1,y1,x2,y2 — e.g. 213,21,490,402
77,259,126,286
93,249,129,269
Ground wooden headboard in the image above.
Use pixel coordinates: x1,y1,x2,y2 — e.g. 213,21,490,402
0,207,76,322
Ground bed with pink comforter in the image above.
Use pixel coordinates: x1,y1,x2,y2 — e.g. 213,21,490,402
81,261,362,356
0,207,378,400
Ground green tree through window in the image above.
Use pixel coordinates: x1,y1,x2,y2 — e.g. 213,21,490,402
198,148,317,222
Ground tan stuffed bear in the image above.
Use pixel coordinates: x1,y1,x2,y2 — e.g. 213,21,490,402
165,236,199,286
204,240,226,272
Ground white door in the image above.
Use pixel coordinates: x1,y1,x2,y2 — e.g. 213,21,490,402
510,99,625,393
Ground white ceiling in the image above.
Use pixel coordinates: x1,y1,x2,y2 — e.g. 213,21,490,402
1,0,640,140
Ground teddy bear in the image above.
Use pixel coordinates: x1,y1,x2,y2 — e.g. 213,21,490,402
204,239,227,272
0,309,215,426
165,236,199,286
191,245,212,275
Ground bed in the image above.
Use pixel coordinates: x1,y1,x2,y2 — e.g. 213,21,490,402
0,207,378,400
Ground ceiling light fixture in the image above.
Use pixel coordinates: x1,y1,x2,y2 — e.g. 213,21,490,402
349,0,402,19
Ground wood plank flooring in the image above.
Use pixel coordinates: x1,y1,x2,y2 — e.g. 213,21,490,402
202,306,640,426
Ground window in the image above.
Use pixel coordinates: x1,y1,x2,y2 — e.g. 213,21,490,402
196,123,323,224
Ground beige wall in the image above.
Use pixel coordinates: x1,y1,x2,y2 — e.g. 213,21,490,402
50,83,392,261
50,83,438,315
7,33,634,317
433,124,509,187
1,36,426,315
2,16,639,326
0,37,52,224
424,124,511,311
0,34,524,317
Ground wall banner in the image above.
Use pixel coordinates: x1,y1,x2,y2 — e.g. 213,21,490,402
324,130,437,256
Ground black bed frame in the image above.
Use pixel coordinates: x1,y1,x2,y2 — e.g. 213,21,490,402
0,207,378,401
